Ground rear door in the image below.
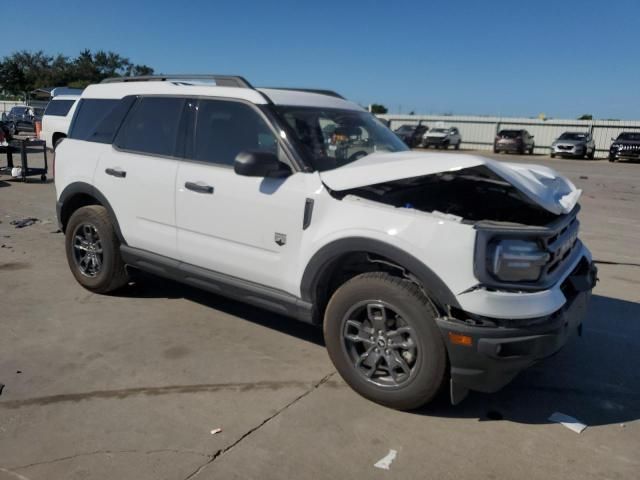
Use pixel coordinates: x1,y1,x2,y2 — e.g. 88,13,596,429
94,96,186,259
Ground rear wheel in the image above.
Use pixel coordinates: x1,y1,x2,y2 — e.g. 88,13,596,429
454,141,460,150
529,143,535,154
588,147,596,160
324,272,447,410
65,205,128,293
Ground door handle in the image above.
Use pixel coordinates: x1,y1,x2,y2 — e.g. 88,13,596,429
185,181,214,194
105,168,126,178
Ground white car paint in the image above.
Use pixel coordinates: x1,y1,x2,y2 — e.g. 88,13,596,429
40,95,80,150
319,151,581,215
55,80,591,321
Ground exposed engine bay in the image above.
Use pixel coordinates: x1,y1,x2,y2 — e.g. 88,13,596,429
337,166,560,225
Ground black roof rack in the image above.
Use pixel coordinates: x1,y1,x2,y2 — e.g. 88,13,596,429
100,75,253,88
260,87,345,99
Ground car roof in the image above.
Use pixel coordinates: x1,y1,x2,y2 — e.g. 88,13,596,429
50,95,80,101
80,81,363,111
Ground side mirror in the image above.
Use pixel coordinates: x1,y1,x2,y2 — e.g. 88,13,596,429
611,137,616,141
234,151,290,178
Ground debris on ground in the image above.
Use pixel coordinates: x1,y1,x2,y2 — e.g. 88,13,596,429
9,218,39,229
548,412,587,434
374,449,398,470
0,383,4,396
210,428,222,435
579,176,589,180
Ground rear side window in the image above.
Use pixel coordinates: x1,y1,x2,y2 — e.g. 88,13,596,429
115,97,186,157
190,99,277,166
69,99,119,140
44,100,75,117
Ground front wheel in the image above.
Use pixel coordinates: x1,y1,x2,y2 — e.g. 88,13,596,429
65,205,129,293
324,272,447,410
454,141,460,150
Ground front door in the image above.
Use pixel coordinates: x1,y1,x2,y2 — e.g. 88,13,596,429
175,98,319,294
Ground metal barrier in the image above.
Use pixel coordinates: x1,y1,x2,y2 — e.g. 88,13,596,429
379,114,640,158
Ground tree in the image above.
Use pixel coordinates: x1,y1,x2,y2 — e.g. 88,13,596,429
578,114,593,120
0,50,154,96
370,103,388,114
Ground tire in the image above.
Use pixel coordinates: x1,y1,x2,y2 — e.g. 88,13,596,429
550,152,556,158
443,141,450,150
324,272,447,410
454,141,460,150
529,143,535,155
493,146,499,153
609,156,616,163
65,205,128,294
588,147,595,160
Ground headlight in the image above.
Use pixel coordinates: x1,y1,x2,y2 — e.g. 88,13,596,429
487,239,550,282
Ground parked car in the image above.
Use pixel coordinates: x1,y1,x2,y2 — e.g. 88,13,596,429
421,127,461,149
550,132,595,159
41,95,81,150
4,105,40,133
394,123,427,147
609,132,640,162
494,129,535,154
55,75,596,410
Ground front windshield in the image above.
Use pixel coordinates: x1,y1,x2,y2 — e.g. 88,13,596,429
395,125,414,133
276,106,409,171
430,128,447,133
618,132,640,142
559,132,587,140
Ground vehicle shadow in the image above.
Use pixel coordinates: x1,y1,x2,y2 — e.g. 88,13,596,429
122,270,325,346
418,293,640,427
120,273,639,426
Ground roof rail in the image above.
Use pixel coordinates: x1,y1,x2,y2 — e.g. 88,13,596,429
260,87,345,99
100,75,253,88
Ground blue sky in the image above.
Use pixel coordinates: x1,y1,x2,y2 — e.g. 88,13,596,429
3,0,639,119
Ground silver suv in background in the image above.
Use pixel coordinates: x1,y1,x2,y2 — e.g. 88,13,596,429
420,127,461,149
551,132,596,159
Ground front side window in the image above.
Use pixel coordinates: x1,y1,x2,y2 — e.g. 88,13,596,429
115,97,186,156
276,106,408,171
44,99,75,117
190,99,277,166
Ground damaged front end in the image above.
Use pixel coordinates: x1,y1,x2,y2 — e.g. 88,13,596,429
321,153,596,403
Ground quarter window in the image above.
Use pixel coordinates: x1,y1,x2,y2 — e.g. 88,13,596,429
115,97,186,156
44,99,75,117
191,100,277,166
69,99,119,141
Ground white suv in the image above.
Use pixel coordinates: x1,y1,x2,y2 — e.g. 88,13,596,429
421,126,461,149
55,75,597,410
41,94,80,150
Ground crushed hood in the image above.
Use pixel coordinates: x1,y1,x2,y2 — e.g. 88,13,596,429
320,151,581,215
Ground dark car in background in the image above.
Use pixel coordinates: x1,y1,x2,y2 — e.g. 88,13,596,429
3,105,43,133
394,123,427,148
494,129,535,154
609,132,640,162
551,132,596,159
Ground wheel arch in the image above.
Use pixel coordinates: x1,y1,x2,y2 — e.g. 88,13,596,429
57,182,126,244
300,237,460,322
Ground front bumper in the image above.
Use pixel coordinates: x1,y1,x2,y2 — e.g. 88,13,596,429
552,145,585,157
423,137,448,145
436,258,597,399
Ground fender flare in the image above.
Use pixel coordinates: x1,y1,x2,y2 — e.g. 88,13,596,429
57,181,126,244
300,237,460,311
